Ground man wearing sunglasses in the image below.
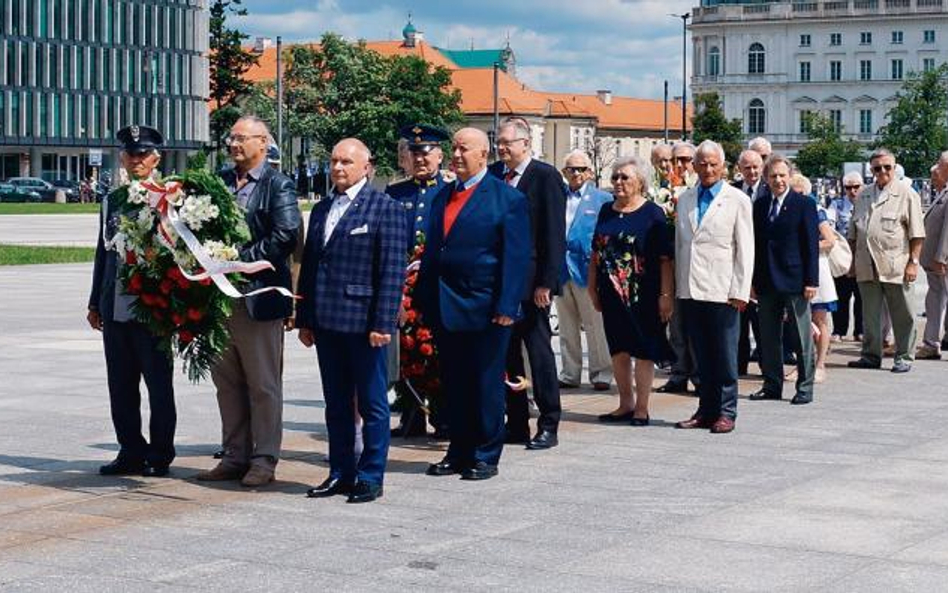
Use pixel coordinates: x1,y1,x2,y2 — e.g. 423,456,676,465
847,148,925,373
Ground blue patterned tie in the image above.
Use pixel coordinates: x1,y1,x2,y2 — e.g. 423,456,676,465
768,198,779,222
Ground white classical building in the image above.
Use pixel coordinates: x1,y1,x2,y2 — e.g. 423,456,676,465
690,0,948,155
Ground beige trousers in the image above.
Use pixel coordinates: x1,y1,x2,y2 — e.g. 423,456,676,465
555,280,613,386
211,301,285,471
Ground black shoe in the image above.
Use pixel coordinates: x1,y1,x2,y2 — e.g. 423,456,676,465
748,389,781,401
784,353,798,365
99,458,144,476
790,393,812,405
558,380,579,389
460,461,498,481
597,411,634,423
306,476,354,498
629,416,650,427
142,464,170,477
847,358,881,369
656,380,688,394
212,449,224,459
942,338,948,352
346,481,383,503
526,430,558,450
426,457,466,476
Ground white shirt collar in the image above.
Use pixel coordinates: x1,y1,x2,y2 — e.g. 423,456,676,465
333,177,367,202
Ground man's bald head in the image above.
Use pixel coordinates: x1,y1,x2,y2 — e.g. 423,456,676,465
330,138,372,192
451,128,490,181
738,150,764,187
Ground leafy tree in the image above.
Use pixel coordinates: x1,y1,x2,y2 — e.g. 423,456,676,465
280,33,464,176
209,0,259,151
794,113,866,178
875,63,948,178
691,92,744,165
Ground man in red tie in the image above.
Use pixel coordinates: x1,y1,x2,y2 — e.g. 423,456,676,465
417,128,531,480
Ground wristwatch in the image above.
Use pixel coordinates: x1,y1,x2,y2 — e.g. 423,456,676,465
910,257,920,265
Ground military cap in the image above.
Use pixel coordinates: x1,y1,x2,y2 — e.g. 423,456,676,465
399,123,449,153
116,125,164,155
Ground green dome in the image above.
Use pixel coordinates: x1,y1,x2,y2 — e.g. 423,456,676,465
402,21,417,38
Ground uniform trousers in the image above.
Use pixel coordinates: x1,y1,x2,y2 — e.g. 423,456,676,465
554,280,612,386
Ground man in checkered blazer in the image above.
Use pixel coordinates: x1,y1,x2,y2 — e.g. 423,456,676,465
297,138,407,504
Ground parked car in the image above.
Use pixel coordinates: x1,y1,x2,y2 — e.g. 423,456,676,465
0,183,43,203
7,177,57,202
49,179,81,202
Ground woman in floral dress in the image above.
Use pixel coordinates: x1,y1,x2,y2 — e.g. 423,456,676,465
588,156,675,426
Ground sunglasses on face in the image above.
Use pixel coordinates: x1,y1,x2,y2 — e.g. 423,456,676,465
612,173,633,182
844,185,861,190
872,164,894,173
565,167,589,174
675,156,693,163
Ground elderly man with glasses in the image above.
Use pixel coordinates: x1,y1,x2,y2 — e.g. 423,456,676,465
555,150,613,392
847,148,925,373
830,172,864,341
917,153,948,360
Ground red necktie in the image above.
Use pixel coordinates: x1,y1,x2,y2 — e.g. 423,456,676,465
504,169,517,184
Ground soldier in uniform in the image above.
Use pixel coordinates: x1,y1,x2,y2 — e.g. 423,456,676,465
87,125,177,478
386,124,450,438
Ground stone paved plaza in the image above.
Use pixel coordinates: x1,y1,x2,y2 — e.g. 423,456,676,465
2,261,948,592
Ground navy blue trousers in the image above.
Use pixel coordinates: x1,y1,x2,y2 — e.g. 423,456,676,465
436,323,513,467
102,320,176,467
315,329,390,486
681,299,740,420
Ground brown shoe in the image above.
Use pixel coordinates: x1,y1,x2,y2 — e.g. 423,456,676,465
592,381,611,391
916,346,942,360
710,416,735,434
240,466,275,488
675,416,715,429
194,463,247,482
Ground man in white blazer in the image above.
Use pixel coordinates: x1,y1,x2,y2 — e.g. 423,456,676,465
673,140,754,434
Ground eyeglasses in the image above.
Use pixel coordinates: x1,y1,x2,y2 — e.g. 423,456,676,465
565,167,589,174
497,138,528,148
611,173,632,182
844,185,861,190
872,164,894,173
225,134,267,146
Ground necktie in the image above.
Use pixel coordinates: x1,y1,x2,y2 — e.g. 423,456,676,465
745,185,754,198
504,169,517,184
768,198,779,222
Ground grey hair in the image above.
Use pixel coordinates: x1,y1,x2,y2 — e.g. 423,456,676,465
695,140,725,162
562,149,592,168
499,117,531,140
672,141,696,157
790,173,812,196
870,147,895,162
940,150,948,163
651,143,673,156
738,149,763,166
763,153,792,178
235,115,271,134
748,136,772,154
612,155,653,193
842,171,863,186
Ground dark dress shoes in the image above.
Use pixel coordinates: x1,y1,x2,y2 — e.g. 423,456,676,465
675,416,714,430
748,388,781,401
847,358,881,369
526,430,558,450
142,464,170,477
460,461,498,481
347,481,383,503
597,411,634,423
710,416,735,434
629,416,650,427
790,393,813,405
426,457,466,476
99,458,144,476
656,380,689,394
306,476,354,498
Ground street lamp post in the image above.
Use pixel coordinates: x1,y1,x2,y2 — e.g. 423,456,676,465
670,12,691,140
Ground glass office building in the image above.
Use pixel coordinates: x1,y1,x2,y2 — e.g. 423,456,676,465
0,0,209,180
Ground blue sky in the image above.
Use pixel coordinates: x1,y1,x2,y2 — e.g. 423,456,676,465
236,0,696,100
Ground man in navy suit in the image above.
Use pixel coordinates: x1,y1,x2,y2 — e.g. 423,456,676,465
419,128,531,481
748,154,820,405
489,118,567,450
297,138,407,503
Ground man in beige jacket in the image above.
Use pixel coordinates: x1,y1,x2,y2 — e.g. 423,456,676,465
848,148,925,373
918,153,948,360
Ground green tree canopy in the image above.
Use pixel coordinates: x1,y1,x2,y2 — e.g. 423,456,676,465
875,63,948,178
794,113,866,178
279,33,464,176
691,92,744,165
209,0,259,151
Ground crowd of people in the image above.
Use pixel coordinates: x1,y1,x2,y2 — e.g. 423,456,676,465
87,116,948,503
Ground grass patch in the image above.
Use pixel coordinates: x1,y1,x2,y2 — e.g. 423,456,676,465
0,244,95,265
0,203,100,215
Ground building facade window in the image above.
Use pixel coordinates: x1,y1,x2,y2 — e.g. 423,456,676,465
708,46,720,77
830,109,842,133
830,33,842,46
748,42,765,74
800,110,813,134
891,59,903,80
860,60,872,81
924,30,936,44
748,98,765,134
799,61,811,82
800,34,811,47
859,109,873,134
891,30,903,44
830,60,842,81
923,58,936,72
860,32,872,44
